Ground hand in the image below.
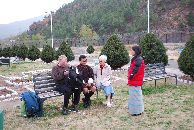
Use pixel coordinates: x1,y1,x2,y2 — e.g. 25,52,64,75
64,70,69,75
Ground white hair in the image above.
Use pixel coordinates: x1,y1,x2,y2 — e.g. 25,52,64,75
99,55,107,62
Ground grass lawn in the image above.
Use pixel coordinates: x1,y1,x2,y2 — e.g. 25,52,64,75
4,83,194,130
1,60,194,130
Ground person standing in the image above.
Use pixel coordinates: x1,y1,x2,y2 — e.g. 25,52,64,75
77,55,96,108
93,55,114,107
128,45,145,116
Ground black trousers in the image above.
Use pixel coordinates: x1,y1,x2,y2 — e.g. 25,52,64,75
55,83,72,108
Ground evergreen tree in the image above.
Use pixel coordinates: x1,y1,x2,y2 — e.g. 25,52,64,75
86,45,95,54
139,33,168,65
178,35,194,79
41,45,55,63
18,44,28,60
1,47,12,58
11,45,20,57
55,41,75,61
28,45,41,61
100,35,130,69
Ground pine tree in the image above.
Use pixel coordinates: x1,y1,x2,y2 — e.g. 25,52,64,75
1,47,12,58
41,45,55,63
28,45,41,61
11,45,20,57
178,35,194,79
100,35,130,69
55,41,75,61
86,45,95,54
17,44,28,60
139,33,168,65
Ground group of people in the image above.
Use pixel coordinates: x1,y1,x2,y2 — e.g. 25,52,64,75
51,54,114,115
52,45,145,117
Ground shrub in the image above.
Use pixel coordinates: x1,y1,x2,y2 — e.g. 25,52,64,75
178,35,194,79
139,33,168,65
55,41,75,61
1,47,12,58
86,45,95,54
18,44,28,60
100,35,130,69
11,45,20,57
41,45,55,63
28,45,41,61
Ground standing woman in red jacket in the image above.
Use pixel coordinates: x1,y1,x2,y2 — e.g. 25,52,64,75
128,45,145,116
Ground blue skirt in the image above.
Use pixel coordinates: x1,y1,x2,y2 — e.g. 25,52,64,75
128,86,144,114
102,85,114,96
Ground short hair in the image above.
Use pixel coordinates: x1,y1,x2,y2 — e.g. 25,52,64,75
79,55,87,61
58,55,67,61
99,55,107,62
132,45,141,56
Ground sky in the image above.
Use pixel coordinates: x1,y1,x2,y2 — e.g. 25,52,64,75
0,0,74,24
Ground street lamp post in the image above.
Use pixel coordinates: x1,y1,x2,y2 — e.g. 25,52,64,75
46,11,54,48
50,11,54,48
147,0,150,33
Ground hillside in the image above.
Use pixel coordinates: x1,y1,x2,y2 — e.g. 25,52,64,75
17,0,194,40
0,15,44,40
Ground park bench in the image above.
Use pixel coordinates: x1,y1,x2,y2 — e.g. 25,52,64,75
143,63,177,86
32,71,63,115
0,58,10,67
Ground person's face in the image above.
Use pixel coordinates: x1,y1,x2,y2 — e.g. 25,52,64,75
131,48,135,56
59,58,67,67
80,58,87,65
99,59,105,66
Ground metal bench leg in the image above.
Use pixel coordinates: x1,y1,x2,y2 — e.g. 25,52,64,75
96,89,98,98
175,75,178,86
38,99,45,117
165,78,167,84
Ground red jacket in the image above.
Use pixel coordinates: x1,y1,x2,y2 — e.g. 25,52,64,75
128,56,145,86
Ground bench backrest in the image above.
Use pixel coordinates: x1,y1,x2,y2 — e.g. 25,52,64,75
33,72,56,94
144,63,166,77
0,58,10,65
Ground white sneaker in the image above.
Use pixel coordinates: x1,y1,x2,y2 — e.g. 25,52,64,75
107,102,112,107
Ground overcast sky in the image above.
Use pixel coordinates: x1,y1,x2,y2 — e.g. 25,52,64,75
0,0,74,24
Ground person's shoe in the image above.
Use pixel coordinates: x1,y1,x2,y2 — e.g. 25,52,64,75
62,108,69,115
71,105,78,112
131,113,141,116
107,102,112,107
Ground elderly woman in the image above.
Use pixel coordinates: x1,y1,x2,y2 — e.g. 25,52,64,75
128,45,145,116
93,55,114,107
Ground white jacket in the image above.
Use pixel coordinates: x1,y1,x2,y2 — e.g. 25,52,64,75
93,63,112,88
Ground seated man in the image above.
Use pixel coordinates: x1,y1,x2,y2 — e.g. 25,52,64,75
51,55,80,115
77,55,96,108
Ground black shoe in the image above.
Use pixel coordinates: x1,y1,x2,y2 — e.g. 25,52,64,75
72,105,78,112
131,113,141,116
62,108,69,115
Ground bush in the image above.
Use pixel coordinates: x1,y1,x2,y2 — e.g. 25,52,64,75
11,45,20,57
55,41,75,61
18,44,28,60
100,35,130,69
28,45,41,61
86,45,95,54
1,47,12,58
178,35,194,79
139,33,168,65
41,45,55,63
